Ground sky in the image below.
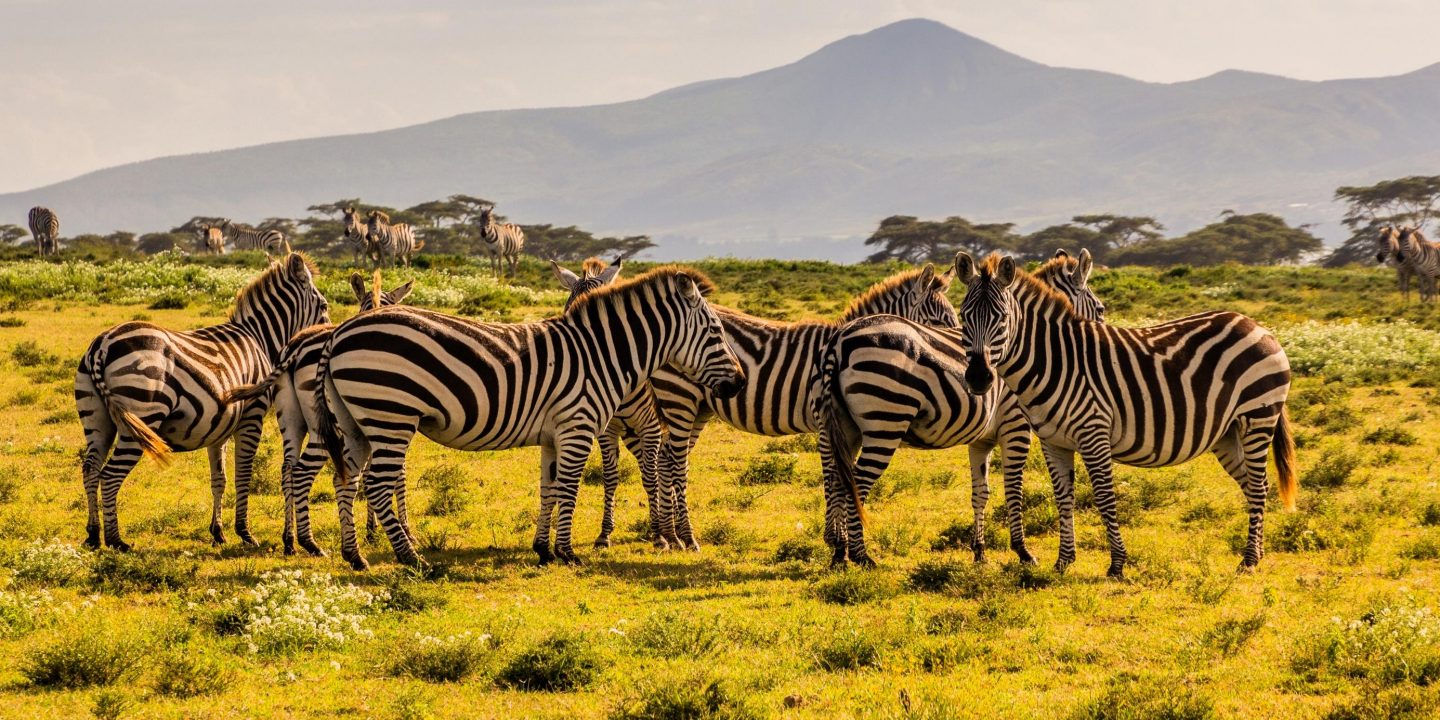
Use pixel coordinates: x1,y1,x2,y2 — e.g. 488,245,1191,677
3,0,1438,192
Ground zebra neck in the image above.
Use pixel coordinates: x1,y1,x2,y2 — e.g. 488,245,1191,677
998,282,1073,374
566,298,673,393
838,293,903,323
231,311,294,363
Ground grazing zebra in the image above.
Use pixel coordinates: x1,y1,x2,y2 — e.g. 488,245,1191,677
313,267,744,569
74,254,330,551
196,224,225,255
1398,226,1440,302
342,207,369,265
649,264,960,550
223,272,414,557
29,206,59,257
817,250,1106,567
551,257,669,547
221,219,286,254
478,206,524,278
1375,225,1413,303
365,210,423,268
954,253,1297,577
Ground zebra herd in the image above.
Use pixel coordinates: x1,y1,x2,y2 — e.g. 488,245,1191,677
71,247,1299,578
1376,224,1440,303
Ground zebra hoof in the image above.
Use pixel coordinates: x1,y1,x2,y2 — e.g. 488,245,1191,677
593,538,611,550
851,555,877,569
210,524,226,545
301,543,327,558
1013,546,1037,566
829,553,849,569
534,541,556,565
557,551,583,566
1106,565,1126,581
238,532,259,548
1236,560,1259,574
84,528,101,550
108,538,132,553
282,542,296,557
683,540,701,552
972,547,986,564
651,537,670,551
342,549,369,571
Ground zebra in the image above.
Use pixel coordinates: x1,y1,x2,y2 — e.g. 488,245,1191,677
478,206,524,278
1398,226,1440,302
29,206,59,257
221,219,286,254
648,263,960,550
222,272,414,557
1374,225,1413,303
365,210,423,268
954,253,1297,577
74,253,330,551
816,250,1106,567
551,257,670,547
196,224,225,255
312,266,744,569
342,207,369,265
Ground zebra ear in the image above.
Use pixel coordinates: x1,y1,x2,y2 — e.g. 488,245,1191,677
954,252,978,282
1076,249,1094,285
389,281,414,304
917,263,937,293
596,262,623,285
995,256,1018,288
677,274,704,307
348,272,367,301
286,252,310,279
551,260,580,290
1053,248,1071,261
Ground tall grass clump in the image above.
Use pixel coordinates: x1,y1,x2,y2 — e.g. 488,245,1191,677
419,463,471,517
1304,447,1362,489
90,550,198,593
1291,596,1440,687
20,625,143,689
812,569,899,605
388,631,493,683
812,620,887,672
736,453,797,485
1070,673,1215,720
610,676,763,720
629,607,724,657
150,645,234,698
496,633,605,691
10,538,91,585
220,570,388,655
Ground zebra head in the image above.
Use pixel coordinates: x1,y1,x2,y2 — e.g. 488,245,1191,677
906,263,959,327
956,253,1019,395
232,253,331,350
348,271,414,312
1376,225,1401,265
553,257,624,311
342,207,364,242
664,272,744,399
1038,249,1105,322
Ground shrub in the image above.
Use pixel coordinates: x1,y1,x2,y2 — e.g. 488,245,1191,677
812,569,898,605
496,633,605,691
11,339,58,367
700,520,738,546
1291,596,1440,687
1364,425,1419,446
147,292,188,310
908,560,1005,600
1200,613,1266,658
761,435,818,454
812,621,886,672
610,676,763,720
0,316,25,327
1322,686,1440,720
1401,533,1440,561
1267,512,1374,554
925,608,971,636
226,570,388,655
10,538,91,585
90,689,133,720
930,519,1006,553
1422,502,1440,527
457,287,520,317
1304,447,1361,489
1310,405,1360,433
0,468,18,503
630,608,723,657
91,551,197,593
915,635,985,673
419,463,471,517
1070,673,1215,720
21,626,142,689
772,536,820,564
1280,321,1440,384
0,587,52,638
151,645,234,698
379,570,450,613
388,685,435,720
736,454,797,485
389,631,492,683
977,596,1033,628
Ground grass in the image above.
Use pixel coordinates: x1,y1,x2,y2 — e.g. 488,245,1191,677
0,261,1436,717
20,625,143,689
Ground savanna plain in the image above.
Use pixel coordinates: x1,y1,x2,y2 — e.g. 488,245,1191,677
0,255,1437,720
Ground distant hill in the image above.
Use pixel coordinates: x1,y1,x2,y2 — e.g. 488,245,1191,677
4,18,1439,260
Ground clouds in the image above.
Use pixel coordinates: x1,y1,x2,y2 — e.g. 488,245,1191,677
1,0,1436,192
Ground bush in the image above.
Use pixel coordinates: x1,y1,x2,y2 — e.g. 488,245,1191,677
147,292,188,310
1422,503,1440,527
812,621,885,672
812,569,898,605
930,519,1006,553
925,608,971,636
1304,447,1362,489
0,468,19,503
610,676,763,720
11,339,58,367
1267,512,1374,554
90,689,133,720
772,536,821,564
379,570,450,613
630,608,723,657
21,626,142,689
225,570,388,655
91,551,197,593
1323,686,1440,720
1070,673,1215,720
0,587,52,638
915,636,985,673
1200,613,1266,658
389,631,492,683
1364,425,1419,446
496,633,605,691
10,538,91,585
1280,321,1440,384
151,646,234,697
1401,533,1440,561
908,560,1005,599
1291,596,1440,687
736,454,797,485
760,435,818,454
419,463,471,517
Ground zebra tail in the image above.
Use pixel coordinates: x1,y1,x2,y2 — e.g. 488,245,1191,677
412,239,425,252
312,340,367,490
1273,405,1298,511
221,359,290,405
89,339,172,466
818,346,866,528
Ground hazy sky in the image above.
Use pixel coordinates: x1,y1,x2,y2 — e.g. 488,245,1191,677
3,0,1438,192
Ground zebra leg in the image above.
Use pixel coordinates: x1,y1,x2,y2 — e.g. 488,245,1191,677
816,415,850,567
365,479,381,544
1077,438,1127,579
672,431,705,551
207,444,228,545
998,416,1036,565
291,441,330,557
1041,442,1079,573
77,385,116,549
626,422,663,542
533,444,559,564
844,434,903,567
395,476,417,545
335,458,367,570
281,453,296,556
594,425,623,549
1214,419,1275,571
966,441,995,564
363,432,422,568
551,435,593,565
99,436,145,551
231,413,265,547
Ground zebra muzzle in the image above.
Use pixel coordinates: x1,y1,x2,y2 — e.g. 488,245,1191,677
964,354,993,394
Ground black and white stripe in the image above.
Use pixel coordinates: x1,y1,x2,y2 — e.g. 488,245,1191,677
223,272,414,557
649,264,960,549
29,206,59,257
222,219,286,254
816,250,1106,567
365,211,423,268
479,206,524,278
313,267,745,569
956,253,1297,577
196,224,225,255
1398,226,1440,302
74,254,330,551
342,207,368,265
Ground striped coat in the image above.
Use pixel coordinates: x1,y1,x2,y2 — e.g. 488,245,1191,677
479,207,524,278
74,254,330,551
342,207,368,265
196,225,225,255
1398,226,1440,302
29,206,59,257
648,264,959,549
1374,225,1413,303
957,253,1297,577
365,211,423,268
313,267,744,569
221,220,286,254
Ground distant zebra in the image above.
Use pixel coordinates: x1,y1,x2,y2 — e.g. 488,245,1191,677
365,210,423,268
342,207,368,265
955,253,1297,577
648,264,959,550
816,250,1106,567
478,206,524,278
221,219,286,254
196,224,225,255
312,267,744,569
74,254,330,550
29,207,59,257
223,272,414,557
1375,225,1412,303
551,257,669,547
1398,226,1440,302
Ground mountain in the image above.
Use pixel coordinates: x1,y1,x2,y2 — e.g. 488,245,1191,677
5,18,1440,260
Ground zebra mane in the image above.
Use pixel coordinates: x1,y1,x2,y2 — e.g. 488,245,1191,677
840,267,941,320
369,210,390,223
228,252,318,322
1033,252,1082,281
582,257,607,276
979,253,1081,319
566,265,716,314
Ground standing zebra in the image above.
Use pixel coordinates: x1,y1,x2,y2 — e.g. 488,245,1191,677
817,250,1106,567
223,272,414,557
342,207,369,266
551,257,669,547
1375,225,1413,303
648,264,960,550
313,267,744,569
28,206,59,257
1398,226,1440,302
74,254,330,550
365,210,423,268
955,253,1297,577
478,206,524,278
221,219,286,254
196,224,225,255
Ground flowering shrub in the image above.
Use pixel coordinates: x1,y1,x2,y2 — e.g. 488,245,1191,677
0,587,52,637
225,570,387,655
10,539,91,586
1292,596,1440,686
388,631,492,683
1278,321,1440,383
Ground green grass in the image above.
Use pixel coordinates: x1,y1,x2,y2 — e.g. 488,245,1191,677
0,260,1438,717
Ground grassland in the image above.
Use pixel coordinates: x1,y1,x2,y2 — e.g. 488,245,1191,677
0,255,1438,719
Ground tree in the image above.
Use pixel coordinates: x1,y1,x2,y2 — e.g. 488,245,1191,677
0,224,27,245
863,215,1018,264
1326,175,1440,266
1071,214,1164,250
1016,224,1104,261
1110,213,1320,266
522,224,656,261
306,199,365,219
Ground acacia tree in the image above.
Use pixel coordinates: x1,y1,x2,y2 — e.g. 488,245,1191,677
0,224,27,245
1326,176,1440,266
1110,212,1320,266
863,215,1018,264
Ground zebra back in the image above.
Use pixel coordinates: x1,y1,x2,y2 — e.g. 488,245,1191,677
222,220,285,254
28,206,59,255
